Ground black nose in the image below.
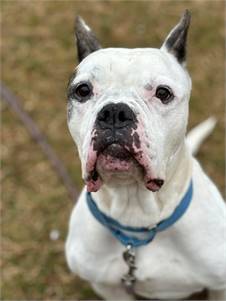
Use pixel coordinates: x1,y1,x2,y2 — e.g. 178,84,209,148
96,103,136,130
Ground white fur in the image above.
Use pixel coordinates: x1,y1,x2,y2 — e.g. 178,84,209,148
80,18,91,32
66,46,226,299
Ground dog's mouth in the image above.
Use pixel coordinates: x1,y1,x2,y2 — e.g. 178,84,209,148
85,142,164,193
97,143,138,173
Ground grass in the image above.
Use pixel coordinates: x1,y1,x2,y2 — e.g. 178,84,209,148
1,1,225,300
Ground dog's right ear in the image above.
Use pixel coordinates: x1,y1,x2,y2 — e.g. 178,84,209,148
75,16,102,63
161,10,191,65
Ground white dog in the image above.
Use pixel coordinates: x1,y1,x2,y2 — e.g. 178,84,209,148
65,11,226,300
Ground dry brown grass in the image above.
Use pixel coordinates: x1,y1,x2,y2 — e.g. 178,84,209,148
1,1,225,300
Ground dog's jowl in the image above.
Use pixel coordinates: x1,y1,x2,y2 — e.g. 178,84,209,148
65,11,226,300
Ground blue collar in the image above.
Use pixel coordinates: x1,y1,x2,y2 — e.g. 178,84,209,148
86,180,193,248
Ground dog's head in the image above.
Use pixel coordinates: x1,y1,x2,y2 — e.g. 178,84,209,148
67,11,192,192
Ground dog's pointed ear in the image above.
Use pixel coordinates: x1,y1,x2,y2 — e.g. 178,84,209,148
75,16,102,63
161,10,191,65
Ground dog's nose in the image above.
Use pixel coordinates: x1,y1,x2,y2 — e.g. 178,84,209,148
97,103,136,130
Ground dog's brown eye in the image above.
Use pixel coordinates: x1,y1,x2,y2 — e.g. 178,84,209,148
74,81,93,101
156,86,173,104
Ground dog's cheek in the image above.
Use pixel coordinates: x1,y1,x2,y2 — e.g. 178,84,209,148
67,111,92,181
163,104,189,158
134,118,164,180
67,103,89,162
139,111,167,177
68,119,80,148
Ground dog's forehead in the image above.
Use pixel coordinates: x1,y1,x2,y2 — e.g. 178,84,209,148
76,48,185,84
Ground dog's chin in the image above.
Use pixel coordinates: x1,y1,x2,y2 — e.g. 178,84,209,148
96,144,143,183
85,144,164,193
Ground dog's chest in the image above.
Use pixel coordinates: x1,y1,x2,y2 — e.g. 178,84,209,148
77,237,204,296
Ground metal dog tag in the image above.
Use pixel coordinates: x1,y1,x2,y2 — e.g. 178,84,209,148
121,244,137,294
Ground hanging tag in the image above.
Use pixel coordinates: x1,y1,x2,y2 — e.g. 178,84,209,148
121,244,137,294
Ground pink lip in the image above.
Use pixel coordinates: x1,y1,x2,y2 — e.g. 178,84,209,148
86,176,102,192
85,146,100,192
85,146,163,192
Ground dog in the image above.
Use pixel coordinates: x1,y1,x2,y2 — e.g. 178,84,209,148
65,11,226,300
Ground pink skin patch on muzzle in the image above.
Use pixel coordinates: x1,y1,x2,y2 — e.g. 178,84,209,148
85,145,102,192
85,123,164,192
97,151,133,172
86,177,102,193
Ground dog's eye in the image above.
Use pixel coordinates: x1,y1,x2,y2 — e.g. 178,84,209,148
73,81,93,102
155,86,174,104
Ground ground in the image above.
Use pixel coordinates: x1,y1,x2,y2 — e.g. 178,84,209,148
1,1,225,300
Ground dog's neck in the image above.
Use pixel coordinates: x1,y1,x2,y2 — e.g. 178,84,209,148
92,141,192,228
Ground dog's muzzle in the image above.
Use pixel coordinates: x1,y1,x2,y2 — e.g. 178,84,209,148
85,103,164,192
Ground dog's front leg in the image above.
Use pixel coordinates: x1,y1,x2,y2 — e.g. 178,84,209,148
208,289,226,300
92,282,135,300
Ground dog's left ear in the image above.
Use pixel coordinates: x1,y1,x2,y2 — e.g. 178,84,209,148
161,10,191,65
75,16,102,63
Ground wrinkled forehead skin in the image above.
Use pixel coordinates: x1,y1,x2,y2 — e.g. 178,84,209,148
74,48,191,92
